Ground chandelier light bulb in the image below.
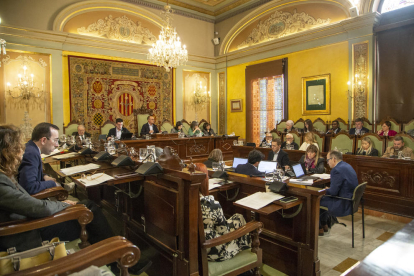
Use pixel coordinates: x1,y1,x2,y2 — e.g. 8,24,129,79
23,66,27,71
18,74,21,78
7,82,10,86
23,81,27,85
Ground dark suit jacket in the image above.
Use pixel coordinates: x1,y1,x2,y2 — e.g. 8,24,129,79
140,123,159,136
349,127,370,135
17,140,56,195
326,128,342,134
281,141,299,150
320,161,358,217
71,131,92,138
0,173,68,251
107,127,130,138
235,163,263,176
267,149,290,167
202,129,216,136
356,148,379,157
299,156,325,174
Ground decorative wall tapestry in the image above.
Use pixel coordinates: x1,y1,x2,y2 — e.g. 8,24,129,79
237,9,330,49
68,56,173,135
352,42,368,120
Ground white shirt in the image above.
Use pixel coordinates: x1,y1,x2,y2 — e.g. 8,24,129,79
149,124,153,132
299,142,319,151
116,128,122,139
272,150,280,161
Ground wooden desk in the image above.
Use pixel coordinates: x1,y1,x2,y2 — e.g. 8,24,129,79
233,146,414,218
119,136,238,161
347,219,414,275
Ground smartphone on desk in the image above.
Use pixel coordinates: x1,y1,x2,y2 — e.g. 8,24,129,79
279,196,298,203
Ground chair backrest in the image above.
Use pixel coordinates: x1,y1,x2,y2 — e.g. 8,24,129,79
270,130,282,140
182,119,191,133
161,120,174,133
63,120,80,135
100,120,115,135
276,120,287,132
356,133,385,156
330,133,355,153
388,133,414,152
313,132,325,152
199,119,209,132
313,118,327,133
352,182,367,214
403,119,414,133
288,130,302,146
294,119,305,130
376,118,401,132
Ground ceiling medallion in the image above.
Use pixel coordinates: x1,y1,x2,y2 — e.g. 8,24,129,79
147,4,188,72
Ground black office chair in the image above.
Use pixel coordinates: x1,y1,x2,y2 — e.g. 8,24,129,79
321,182,367,248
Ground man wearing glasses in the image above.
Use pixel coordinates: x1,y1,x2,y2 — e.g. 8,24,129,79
281,133,299,150
18,122,61,194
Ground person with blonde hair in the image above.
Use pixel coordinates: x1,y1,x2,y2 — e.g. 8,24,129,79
356,137,379,156
204,149,223,168
299,144,325,173
299,132,319,151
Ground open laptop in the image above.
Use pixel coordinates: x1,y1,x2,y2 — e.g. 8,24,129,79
258,160,277,173
291,163,320,180
120,133,133,140
226,157,248,172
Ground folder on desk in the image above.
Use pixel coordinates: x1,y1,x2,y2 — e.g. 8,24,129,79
235,192,284,210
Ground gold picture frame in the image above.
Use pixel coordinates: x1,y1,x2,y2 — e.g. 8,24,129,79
302,74,331,115
230,99,243,112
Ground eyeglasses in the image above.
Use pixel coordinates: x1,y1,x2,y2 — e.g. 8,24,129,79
46,137,59,144
81,171,105,181
327,158,333,162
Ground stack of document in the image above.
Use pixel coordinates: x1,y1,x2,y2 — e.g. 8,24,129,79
235,192,284,210
53,153,79,159
41,149,61,159
289,178,314,185
208,178,233,190
60,164,101,176
78,173,114,186
312,173,331,179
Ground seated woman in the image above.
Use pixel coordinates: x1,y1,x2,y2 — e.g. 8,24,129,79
299,144,325,174
299,132,319,151
202,123,216,136
171,121,184,134
304,119,314,133
377,121,397,137
356,137,379,156
196,163,251,262
204,149,223,168
188,121,204,137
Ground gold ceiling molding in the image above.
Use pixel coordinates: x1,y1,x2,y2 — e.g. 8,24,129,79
237,9,331,49
77,15,156,45
53,0,164,32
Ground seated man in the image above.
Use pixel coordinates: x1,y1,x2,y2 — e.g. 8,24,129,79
261,132,273,147
72,124,91,143
235,150,264,176
283,120,295,133
107,118,130,140
268,138,290,170
319,151,358,236
281,133,299,150
140,115,159,136
326,120,342,134
382,136,414,159
18,122,61,194
349,118,370,135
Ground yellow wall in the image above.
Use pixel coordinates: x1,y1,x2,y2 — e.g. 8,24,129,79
227,41,349,138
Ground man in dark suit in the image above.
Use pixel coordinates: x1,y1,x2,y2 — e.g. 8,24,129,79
18,122,60,194
72,125,91,143
235,150,264,176
107,118,130,140
281,133,299,150
319,150,358,236
260,132,273,147
268,138,290,169
349,118,369,135
326,120,342,134
140,115,159,136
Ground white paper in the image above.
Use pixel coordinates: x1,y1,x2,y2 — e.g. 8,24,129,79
312,173,331,179
41,149,61,159
53,153,79,160
77,173,114,186
289,178,314,185
235,192,284,210
60,164,101,176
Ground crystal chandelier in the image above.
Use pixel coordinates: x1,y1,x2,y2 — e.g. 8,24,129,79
192,75,210,122
7,65,44,110
0,18,6,67
147,4,188,72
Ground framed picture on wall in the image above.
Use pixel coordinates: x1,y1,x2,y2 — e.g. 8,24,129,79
230,99,243,112
302,74,331,115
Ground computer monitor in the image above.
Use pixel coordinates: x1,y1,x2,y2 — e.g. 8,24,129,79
292,163,305,178
258,161,277,173
232,157,248,168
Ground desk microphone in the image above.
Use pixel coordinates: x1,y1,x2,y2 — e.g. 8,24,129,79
160,124,169,135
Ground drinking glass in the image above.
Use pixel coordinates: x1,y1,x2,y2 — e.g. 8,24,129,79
233,140,238,146
139,148,147,160
60,134,66,143
219,161,225,171
265,172,273,181
108,145,116,155
398,151,403,159
146,134,150,140
212,162,219,171
360,131,365,136
238,140,243,146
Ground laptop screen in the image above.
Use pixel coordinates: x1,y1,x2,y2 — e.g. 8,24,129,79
292,163,305,178
258,161,277,173
232,157,248,168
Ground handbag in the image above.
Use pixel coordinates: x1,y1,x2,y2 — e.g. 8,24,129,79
0,238,67,275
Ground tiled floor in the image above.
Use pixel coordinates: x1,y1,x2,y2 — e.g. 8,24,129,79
318,213,408,275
